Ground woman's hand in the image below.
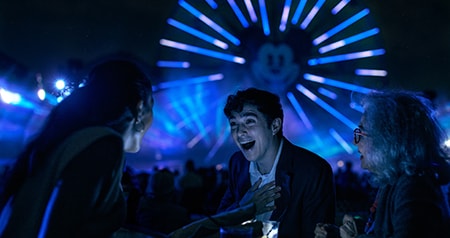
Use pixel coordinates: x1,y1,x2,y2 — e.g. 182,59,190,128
239,178,281,215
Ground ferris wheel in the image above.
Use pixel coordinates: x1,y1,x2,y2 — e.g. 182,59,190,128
145,0,388,164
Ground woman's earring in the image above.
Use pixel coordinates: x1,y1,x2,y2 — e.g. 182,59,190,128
134,120,144,133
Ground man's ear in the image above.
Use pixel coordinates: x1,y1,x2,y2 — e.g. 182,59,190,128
135,100,144,120
271,118,282,135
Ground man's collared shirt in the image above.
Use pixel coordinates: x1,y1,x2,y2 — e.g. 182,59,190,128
249,138,284,221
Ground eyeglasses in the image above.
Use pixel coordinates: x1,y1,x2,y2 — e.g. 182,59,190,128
353,127,368,144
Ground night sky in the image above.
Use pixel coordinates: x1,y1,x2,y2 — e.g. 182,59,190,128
1,0,449,170
1,0,449,96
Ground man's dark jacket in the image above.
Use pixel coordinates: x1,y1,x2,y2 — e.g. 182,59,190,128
218,138,336,237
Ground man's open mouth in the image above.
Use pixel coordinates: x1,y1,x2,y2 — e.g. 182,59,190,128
241,141,255,150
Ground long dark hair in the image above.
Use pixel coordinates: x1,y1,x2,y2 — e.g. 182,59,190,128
0,58,153,206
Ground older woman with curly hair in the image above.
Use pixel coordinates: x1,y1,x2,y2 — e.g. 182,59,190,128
316,90,450,238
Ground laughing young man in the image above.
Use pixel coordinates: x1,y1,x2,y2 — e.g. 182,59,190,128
217,88,336,237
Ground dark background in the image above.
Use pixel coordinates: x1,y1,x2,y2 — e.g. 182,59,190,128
0,0,449,96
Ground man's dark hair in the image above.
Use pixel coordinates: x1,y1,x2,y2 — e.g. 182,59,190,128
224,87,284,137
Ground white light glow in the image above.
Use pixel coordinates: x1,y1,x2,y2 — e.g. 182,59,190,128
445,139,450,148
55,79,66,90
330,128,354,154
355,69,388,77
0,88,21,105
37,89,46,101
244,0,258,22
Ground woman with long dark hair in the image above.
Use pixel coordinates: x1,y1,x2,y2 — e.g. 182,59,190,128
0,58,154,237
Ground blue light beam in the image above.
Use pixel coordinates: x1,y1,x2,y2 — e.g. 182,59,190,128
156,60,190,68
205,128,230,162
291,0,307,25
318,28,380,54
187,126,212,148
304,73,374,94
171,96,209,135
287,91,313,130
0,88,35,109
206,0,218,9
308,49,385,65
244,0,258,23
296,84,357,129
300,0,326,30
167,18,229,49
331,0,351,15
329,128,354,154
259,0,270,35
355,68,387,77
279,0,293,32
154,73,224,90
179,0,240,45
227,0,250,28
313,8,370,45
318,87,338,99
160,39,246,64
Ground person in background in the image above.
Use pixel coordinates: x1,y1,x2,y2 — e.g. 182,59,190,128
0,58,154,237
315,90,450,237
177,158,205,216
217,87,336,237
136,168,190,235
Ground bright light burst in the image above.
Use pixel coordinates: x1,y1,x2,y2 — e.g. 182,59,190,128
153,0,387,164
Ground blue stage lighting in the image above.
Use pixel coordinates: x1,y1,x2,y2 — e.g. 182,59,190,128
287,92,313,130
55,79,66,90
0,88,21,105
318,87,338,100
279,0,293,32
300,0,326,29
205,0,218,9
303,73,374,94
227,0,250,28
167,18,229,50
296,84,357,129
313,8,370,45
160,39,245,64
179,0,240,46
151,0,389,167
291,0,307,25
319,28,380,53
331,0,351,15
258,0,270,35
355,68,387,77
154,73,223,90
244,0,258,23
156,60,190,68
329,128,354,154
308,49,385,65
37,88,46,101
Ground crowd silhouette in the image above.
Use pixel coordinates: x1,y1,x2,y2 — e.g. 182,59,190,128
118,158,375,236
1,155,447,236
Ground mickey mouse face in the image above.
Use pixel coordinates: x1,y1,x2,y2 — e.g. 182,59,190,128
251,43,299,91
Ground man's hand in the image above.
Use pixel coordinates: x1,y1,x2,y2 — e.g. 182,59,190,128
314,223,339,238
239,178,281,215
339,214,358,238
